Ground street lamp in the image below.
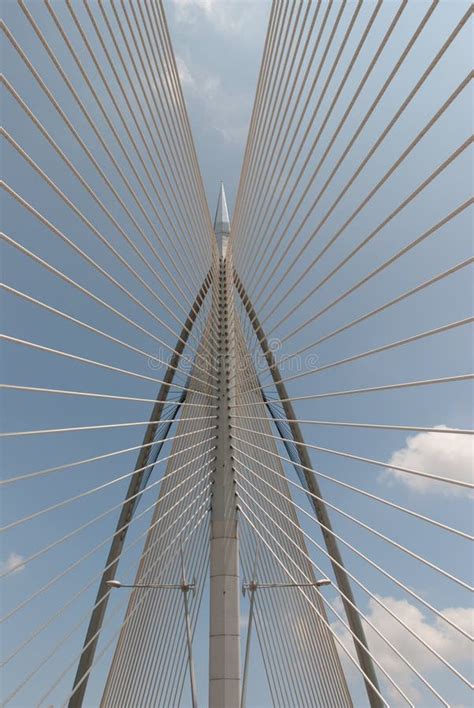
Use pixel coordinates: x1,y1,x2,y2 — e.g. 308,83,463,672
242,578,331,594
240,577,332,708
107,573,198,708
106,579,195,591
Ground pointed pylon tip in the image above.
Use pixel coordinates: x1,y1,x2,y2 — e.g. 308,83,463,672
214,183,230,235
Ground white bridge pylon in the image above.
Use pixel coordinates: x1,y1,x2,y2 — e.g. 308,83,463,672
83,187,369,708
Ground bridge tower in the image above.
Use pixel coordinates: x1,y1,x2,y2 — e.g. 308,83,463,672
209,184,241,707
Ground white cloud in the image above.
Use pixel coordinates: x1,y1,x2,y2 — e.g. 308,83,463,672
168,2,270,145
331,595,473,706
1,551,26,575
170,0,264,36
381,426,473,497
175,56,251,144
176,56,195,88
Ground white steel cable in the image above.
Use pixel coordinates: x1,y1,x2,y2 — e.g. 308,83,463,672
1,334,216,398
149,0,218,240
141,532,207,705
103,483,209,705
0,61,216,347
144,0,215,224
234,302,470,668
231,0,279,210
238,487,420,706
116,0,216,278
1,182,219,374
238,469,350,706
260,146,473,341
157,533,209,706
252,132,473,340
253,318,473,391
98,367,216,702
78,411,213,704
237,471,473,690
231,321,353,702
232,428,473,492
0,502,211,702
62,514,210,708
238,449,473,604
239,525,305,705
240,523,334,707
1,74,209,328
91,461,209,705
140,515,209,706
1,473,213,631
233,374,474,408
231,374,473,408
2,9,217,334
0,286,215,390
1,433,215,517
235,0,411,286
1,461,213,674
233,0,335,251
234,0,311,247
244,1,457,302
233,445,472,541
0,460,212,581
265,63,469,319
238,475,340,700
259,317,474,389
36,503,211,708
1,137,218,367
3,509,210,705
89,0,214,268
256,257,473,378
231,0,309,243
233,416,474,437
0,233,213,380
237,505,390,708
127,0,211,241
231,443,472,641
233,338,462,708
230,0,286,236
137,516,209,706
264,198,473,347
89,0,213,266
236,0,360,281
0,416,215,439
18,0,211,285
1,122,203,337
235,223,473,376
240,524,309,706
235,0,385,281
0,383,215,411
237,480,465,702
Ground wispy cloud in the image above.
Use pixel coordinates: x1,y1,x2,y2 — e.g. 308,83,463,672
176,55,251,144
170,0,263,36
1,551,26,575
332,595,473,705
176,56,195,88
381,425,473,497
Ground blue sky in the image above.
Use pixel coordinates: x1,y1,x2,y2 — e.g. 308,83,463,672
1,0,473,706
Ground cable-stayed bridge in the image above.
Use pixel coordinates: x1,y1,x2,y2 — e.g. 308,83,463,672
1,1,472,706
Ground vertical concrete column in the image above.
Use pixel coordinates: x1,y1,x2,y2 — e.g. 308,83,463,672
209,257,240,707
